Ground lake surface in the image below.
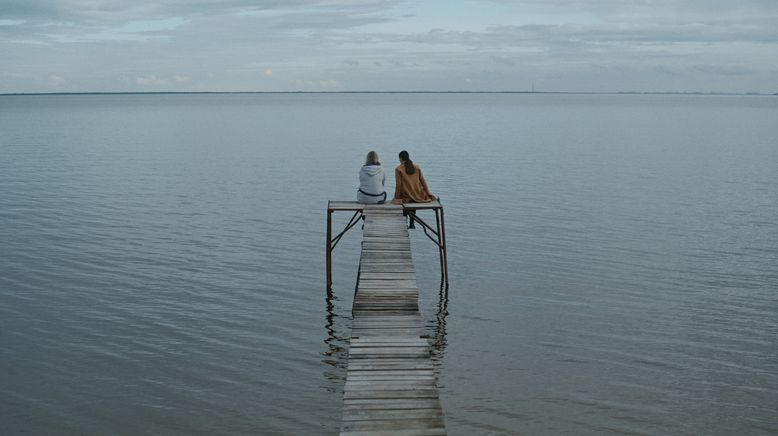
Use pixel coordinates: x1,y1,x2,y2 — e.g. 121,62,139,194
1,93,777,435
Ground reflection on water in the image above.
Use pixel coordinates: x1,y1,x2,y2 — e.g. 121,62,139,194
429,284,450,364
322,287,350,391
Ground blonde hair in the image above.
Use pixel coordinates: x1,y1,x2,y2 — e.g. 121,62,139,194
365,150,380,165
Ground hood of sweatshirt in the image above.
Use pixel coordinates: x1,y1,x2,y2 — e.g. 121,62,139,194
361,164,383,176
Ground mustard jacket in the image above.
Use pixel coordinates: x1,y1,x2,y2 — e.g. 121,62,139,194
392,163,435,204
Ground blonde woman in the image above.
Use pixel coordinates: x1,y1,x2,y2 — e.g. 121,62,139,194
357,151,387,204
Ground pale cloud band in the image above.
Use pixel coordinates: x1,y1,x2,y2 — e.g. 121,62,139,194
1,0,777,93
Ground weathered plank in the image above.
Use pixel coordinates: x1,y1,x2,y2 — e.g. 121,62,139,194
328,200,441,211
352,324,424,331
352,323,424,330
343,398,442,410
342,408,443,421
346,374,436,382
341,429,446,436
359,273,418,281
341,418,445,432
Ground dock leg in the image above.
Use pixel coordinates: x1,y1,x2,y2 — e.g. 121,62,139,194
354,242,361,299
435,208,444,285
326,209,332,290
439,206,449,288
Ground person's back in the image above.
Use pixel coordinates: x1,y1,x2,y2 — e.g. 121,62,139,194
357,151,387,204
391,150,435,204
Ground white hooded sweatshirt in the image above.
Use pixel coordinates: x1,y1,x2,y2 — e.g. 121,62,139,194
357,164,386,204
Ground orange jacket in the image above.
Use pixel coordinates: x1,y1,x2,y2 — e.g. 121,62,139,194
391,163,434,204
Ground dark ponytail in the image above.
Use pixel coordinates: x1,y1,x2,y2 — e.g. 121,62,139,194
399,150,415,175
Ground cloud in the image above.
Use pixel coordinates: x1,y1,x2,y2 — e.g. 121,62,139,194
1,0,403,43
0,0,401,43
8,39,48,45
47,74,65,87
1,0,777,93
692,64,753,76
135,74,166,86
318,79,341,89
490,55,516,66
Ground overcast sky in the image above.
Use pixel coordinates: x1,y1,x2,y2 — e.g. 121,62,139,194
2,0,777,93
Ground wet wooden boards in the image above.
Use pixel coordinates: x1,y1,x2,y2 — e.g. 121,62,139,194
340,204,446,436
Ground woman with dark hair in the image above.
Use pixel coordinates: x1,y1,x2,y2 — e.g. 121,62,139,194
391,150,435,204
357,150,387,204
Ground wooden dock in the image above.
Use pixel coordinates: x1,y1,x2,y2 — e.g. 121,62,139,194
327,202,447,436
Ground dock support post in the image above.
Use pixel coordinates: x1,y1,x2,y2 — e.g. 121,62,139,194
326,209,332,290
439,206,449,288
402,206,449,289
435,208,445,285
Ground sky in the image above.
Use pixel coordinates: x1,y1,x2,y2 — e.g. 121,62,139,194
1,0,777,93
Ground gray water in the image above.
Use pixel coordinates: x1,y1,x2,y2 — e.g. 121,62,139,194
1,93,776,435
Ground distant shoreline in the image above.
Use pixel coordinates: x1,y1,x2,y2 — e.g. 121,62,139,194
1,90,776,97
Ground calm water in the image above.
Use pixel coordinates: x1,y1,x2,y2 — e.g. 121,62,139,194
1,93,777,435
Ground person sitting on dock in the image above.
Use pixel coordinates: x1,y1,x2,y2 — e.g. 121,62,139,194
356,150,387,204
391,150,436,204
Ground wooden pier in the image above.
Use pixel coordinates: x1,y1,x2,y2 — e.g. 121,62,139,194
326,201,448,436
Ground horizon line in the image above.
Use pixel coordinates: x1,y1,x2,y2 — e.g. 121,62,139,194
1,90,776,97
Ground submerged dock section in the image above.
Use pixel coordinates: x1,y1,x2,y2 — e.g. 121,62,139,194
326,202,447,435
